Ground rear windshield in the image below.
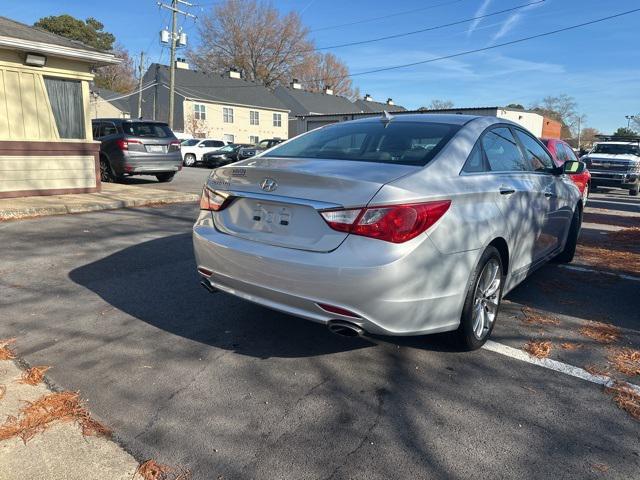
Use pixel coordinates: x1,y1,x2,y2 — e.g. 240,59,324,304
123,122,174,138
262,121,460,166
182,139,199,146
592,143,640,155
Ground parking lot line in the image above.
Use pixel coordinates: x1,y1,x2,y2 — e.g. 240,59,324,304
558,264,640,282
483,340,640,395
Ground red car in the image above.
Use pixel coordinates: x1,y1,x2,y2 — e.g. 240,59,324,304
541,138,591,205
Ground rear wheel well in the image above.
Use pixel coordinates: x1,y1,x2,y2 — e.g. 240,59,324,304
488,238,509,276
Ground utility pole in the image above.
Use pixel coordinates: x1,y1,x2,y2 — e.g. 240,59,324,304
137,51,144,118
577,116,581,151
158,0,195,129
626,115,636,129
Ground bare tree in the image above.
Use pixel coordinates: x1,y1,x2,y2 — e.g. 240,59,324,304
187,0,312,87
94,44,136,93
530,94,583,138
291,52,354,98
579,127,601,149
420,99,454,110
183,112,208,137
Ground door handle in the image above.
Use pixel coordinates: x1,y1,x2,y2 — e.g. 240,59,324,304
499,186,516,195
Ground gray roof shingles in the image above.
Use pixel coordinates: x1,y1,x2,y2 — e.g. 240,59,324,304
0,16,102,53
151,64,288,111
92,86,131,114
353,98,406,113
273,86,360,116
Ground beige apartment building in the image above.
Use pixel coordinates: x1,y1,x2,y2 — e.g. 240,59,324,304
141,63,289,143
0,16,117,198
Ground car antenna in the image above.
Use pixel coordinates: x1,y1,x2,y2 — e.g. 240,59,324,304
380,110,394,127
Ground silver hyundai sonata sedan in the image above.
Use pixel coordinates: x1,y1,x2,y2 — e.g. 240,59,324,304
193,114,584,349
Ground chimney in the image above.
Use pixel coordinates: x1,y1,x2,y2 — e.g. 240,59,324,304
324,85,333,95
175,58,189,70
364,93,373,102
386,98,394,106
228,67,241,79
290,78,302,90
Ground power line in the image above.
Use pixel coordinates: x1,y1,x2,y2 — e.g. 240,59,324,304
347,7,640,78
160,7,640,89
310,0,468,32
314,0,544,51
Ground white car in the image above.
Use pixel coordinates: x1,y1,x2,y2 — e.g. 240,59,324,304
181,139,228,166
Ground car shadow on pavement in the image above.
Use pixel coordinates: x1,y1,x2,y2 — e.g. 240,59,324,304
69,233,382,359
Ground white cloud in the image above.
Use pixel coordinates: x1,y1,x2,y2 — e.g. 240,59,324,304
467,0,492,36
491,2,546,42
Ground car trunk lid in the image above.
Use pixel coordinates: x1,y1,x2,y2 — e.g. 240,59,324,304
207,157,418,252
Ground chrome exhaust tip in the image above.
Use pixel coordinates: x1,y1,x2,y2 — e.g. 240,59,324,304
327,320,364,337
200,278,218,294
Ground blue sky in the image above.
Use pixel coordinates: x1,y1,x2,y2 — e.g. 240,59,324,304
6,0,640,132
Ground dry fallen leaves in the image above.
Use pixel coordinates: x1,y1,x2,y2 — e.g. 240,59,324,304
18,366,50,386
136,460,191,480
575,244,640,275
584,364,613,377
608,227,640,246
0,385,5,400
0,338,16,360
560,342,582,351
605,382,640,421
0,391,111,443
579,321,621,344
591,463,609,473
521,307,560,326
607,348,640,377
524,340,552,359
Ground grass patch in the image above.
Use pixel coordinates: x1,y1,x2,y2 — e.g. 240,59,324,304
524,340,552,358
607,348,640,377
18,366,50,386
579,321,621,344
0,391,111,444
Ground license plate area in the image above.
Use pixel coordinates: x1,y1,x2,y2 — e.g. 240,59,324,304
146,145,166,153
250,203,292,233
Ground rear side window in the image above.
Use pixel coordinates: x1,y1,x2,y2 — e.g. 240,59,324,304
562,143,578,162
481,127,528,172
123,122,173,138
513,130,554,171
262,121,461,166
462,143,486,173
100,122,117,137
202,140,224,147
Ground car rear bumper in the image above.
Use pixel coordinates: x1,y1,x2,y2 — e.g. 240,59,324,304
193,214,476,336
120,151,183,175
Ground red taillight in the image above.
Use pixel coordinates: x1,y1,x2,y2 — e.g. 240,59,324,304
317,303,361,318
116,138,142,150
320,201,451,243
200,187,232,211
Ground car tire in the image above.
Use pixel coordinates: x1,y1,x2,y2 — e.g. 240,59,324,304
184,154,196,167
156,172,175,183
553,204,582,264
100,158,116,183
630,184,639,196
454,246,504,351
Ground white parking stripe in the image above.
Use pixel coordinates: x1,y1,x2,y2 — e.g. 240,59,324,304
559,264,640,282
482,340,640,395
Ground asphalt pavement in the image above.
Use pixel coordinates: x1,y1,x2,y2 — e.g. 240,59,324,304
121,165,211,194
0,189,638,479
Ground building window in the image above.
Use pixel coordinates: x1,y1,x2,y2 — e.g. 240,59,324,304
273,113,282,127
223,107,234,123
194,103,206,120
223,134,234,143
44,77,85,139
249,135,259,144
250,110,260,125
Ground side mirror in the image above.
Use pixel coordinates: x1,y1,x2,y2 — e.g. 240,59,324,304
563,160,586,174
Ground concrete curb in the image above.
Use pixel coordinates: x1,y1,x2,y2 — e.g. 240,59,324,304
0,185,199,221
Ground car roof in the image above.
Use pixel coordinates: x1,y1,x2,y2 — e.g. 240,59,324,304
92,118,168,125
343,113,490,126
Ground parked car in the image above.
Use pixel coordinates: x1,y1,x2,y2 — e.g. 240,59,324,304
237,138,284,160
580,137,640,196
194,114,584,350
181,139,228,167
92,119,182,183
541,138,591,205
202,144,253,168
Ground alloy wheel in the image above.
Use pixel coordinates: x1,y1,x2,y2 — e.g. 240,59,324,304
471,259,501,340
